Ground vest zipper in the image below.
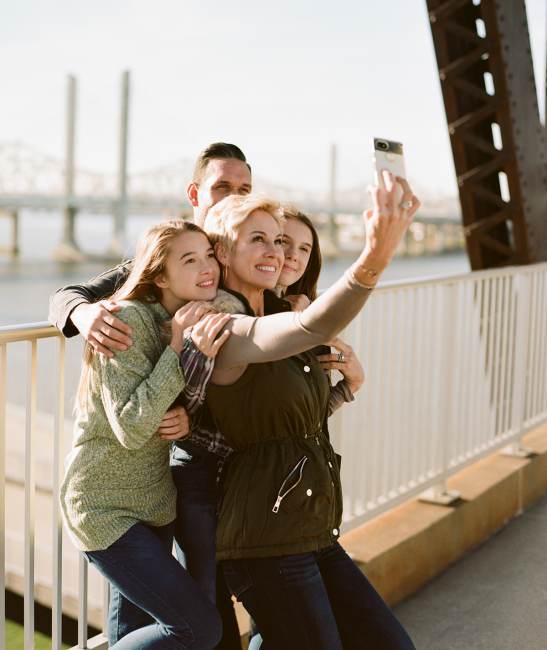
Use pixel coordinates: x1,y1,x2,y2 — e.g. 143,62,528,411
272,456,308,513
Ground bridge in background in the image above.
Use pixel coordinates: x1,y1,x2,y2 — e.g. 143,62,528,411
0,139,463,261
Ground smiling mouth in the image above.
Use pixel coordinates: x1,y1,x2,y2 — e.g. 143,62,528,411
197,279,214,288
255,265,277,273
282,265,298,273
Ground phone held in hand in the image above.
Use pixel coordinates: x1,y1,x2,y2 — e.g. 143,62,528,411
373,138,406,188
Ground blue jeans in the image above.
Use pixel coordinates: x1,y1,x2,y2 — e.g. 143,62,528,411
171,441,242,650
171,441,219,605
85,522,222,649
222,542,415,650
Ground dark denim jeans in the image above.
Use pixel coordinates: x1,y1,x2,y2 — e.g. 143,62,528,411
85,522,222,649
171,441,243,650
222,542,415,650
171,441,219,604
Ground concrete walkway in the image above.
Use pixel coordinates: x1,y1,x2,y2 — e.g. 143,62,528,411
395,493,547,650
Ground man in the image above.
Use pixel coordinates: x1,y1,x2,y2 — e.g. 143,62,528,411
49,142,252,650
49,142,252,352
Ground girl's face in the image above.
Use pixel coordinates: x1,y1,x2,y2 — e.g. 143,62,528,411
279,218,314,287
156,231,220,306
221,210,284,293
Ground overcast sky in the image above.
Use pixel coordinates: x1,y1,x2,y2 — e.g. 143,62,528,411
1,0,545,196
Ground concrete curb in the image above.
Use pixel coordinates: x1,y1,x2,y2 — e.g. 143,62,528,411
340,423,547,606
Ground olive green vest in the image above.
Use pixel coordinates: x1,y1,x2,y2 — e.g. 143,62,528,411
207,349,344,560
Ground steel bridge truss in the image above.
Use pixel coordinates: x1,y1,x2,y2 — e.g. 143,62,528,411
427,0,547,269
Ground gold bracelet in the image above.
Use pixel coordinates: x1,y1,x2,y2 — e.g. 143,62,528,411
347,267,378,290
360,268,379,286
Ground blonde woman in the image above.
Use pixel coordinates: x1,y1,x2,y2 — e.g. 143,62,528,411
203,178,418,650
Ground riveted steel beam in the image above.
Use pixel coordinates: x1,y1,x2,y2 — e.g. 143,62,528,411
427,0,547,269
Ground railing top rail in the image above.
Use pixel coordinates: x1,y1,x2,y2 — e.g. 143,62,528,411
373,261,547,293
0,321,59,344
3,263,547,344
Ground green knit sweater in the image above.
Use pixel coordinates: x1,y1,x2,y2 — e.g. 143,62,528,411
60,299,185,551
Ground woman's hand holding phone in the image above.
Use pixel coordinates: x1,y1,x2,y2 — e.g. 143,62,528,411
354,170,420,286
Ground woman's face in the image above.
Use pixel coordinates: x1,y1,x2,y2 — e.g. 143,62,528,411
157,230,220,303
279,218,314,288
222,209,284,292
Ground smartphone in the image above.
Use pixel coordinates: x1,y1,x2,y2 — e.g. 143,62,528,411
373,138,406,188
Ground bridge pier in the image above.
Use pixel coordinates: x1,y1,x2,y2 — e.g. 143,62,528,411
0,209,20,257
106,200,128,259
53,206,84,262
106,71,131,260
53,75,84,262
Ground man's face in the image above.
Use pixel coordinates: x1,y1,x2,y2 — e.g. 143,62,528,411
188,158,252,227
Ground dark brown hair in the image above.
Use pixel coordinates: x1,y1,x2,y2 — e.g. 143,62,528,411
77,220,209,410
111,220,206,304
192,142,251,185
282,208,322,301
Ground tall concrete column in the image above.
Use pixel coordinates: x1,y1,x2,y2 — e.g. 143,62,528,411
54,74,83,261
327,142,339,253
108,70,131,258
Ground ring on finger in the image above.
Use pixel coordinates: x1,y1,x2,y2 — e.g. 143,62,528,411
399,199,413,210
337,352,346,363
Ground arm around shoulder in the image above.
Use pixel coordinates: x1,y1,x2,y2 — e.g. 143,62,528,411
96,303,185,449
48,261,133,337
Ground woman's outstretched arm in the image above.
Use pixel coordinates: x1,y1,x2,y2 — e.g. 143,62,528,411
214,269,372,369
97,304,185,449
212,173,420,371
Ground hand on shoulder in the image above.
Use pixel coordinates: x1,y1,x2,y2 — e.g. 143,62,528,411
72,300,133,358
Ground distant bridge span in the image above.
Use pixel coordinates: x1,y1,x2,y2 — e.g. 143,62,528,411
0,140,461,260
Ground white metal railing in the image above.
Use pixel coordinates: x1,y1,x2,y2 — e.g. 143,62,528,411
0,324,108,650
331,262,547,529
1,262,546,646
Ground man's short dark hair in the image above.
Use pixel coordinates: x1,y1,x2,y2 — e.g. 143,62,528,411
192,142,252,184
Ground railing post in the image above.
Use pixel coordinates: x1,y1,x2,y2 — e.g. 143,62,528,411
24,340,37,649
78,553,89,648
502,270,533,458
102,579,110,636
52,337,65,649
0,344,6,649
420,282,460,505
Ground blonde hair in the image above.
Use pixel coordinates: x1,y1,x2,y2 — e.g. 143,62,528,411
203,194,284,251
76,219,209,412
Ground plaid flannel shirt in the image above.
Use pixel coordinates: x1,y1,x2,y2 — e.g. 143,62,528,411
178,335,233,459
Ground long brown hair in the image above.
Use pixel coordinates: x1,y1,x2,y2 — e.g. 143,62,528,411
282,208,322,301
76,219,208,411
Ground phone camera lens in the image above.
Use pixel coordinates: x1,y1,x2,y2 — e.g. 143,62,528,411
378,140,388,151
